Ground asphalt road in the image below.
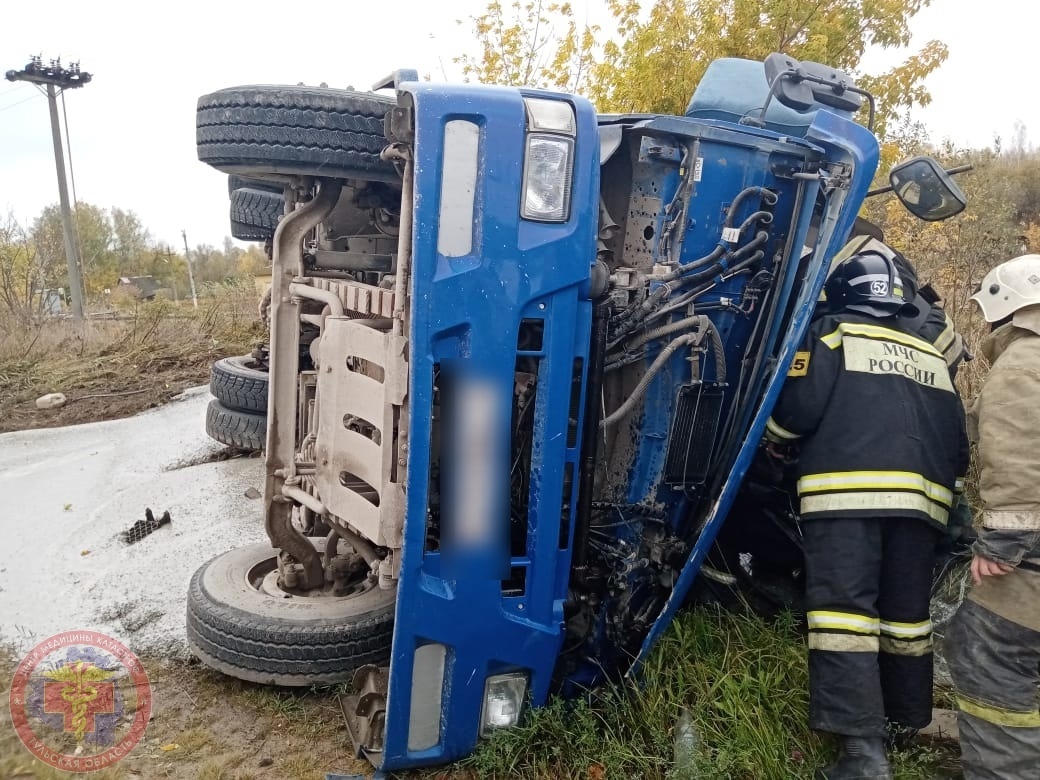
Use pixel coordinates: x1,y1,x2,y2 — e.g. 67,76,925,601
0,387,267,655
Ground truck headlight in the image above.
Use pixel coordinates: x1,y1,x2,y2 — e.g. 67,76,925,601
522,135,574,222
521,97,576,223
480,672,528,735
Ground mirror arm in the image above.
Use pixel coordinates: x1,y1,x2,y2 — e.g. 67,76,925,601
866,163,974,198
741,68,795,128
748,68,876,131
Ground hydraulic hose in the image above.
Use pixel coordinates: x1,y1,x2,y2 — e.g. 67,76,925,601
702,316,727,384
644,286,722,325
673,233,769,290
612,188,775,333
724,187,778,228
660,230,767,286
600,332,698,429
659,244,727,282
729,230,769,261
624,315,727,382
625,315,703,351
736,210,773,234
722,249,765,281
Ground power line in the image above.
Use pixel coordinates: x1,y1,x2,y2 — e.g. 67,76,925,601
0,92,41,112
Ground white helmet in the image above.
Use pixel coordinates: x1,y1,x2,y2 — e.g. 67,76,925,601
971,254,1040,322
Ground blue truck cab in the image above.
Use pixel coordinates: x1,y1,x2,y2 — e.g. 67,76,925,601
189,54,959,771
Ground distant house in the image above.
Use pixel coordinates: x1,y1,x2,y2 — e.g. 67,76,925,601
117,276,165,300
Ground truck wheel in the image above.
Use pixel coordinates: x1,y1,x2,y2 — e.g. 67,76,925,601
186,539,395,686
230,187,284,242
205,399,266,451
197,85,397,181
210,355,269,413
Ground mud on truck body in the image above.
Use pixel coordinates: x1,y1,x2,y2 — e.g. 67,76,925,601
187,55,964,771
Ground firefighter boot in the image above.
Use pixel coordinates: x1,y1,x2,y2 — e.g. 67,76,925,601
815,736,893,780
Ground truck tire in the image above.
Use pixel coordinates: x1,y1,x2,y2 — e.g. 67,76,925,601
197,85,397,181
186,539,395,686
229,187,284,242
210,355,269,413
205,399,266,451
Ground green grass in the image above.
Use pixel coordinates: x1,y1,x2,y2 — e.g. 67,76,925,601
457,607,958,779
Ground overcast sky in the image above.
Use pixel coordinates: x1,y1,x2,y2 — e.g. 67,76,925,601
1,0,1033,250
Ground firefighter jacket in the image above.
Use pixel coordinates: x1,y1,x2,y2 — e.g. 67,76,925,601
767,311,970,529
967,305,1040,555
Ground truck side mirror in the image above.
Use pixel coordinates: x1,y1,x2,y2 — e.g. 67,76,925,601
889,156,967,222
763,53,864,114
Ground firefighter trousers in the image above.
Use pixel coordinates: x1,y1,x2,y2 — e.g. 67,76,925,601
946,561,1040,780
802,515,940,737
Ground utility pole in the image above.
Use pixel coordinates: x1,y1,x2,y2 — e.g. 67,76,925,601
181,230,199,309
6,56,92,320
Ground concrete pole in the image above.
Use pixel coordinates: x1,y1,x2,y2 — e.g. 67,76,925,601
46,84,86,320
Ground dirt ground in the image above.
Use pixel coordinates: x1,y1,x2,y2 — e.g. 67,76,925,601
0,348,222,435
0,650,377,780
0,296,262,435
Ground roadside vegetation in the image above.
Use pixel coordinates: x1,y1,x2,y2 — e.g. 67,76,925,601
457,607,959,780
0,287,262,433
0,204,265,432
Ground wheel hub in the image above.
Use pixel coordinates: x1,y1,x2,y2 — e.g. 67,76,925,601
249,557,373,600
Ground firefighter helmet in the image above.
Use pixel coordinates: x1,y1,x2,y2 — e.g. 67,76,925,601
824,251,909,317
971,254,1040,322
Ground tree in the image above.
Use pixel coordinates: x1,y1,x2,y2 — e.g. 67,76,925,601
191,242,243,286
458,0,947,137
111,208,152,276
455,0,600,93
236,244,271,277
32,203,118,295
0,213,54,322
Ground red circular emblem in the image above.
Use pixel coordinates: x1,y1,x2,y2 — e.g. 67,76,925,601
8,631,152,773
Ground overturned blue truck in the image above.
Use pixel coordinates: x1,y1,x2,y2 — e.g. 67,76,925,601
187,54,965,771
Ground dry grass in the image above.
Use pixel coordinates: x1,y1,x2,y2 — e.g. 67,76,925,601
0,646,368,780
0,282,264,433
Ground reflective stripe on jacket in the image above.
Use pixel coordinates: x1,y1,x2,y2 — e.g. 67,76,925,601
769,311,969,528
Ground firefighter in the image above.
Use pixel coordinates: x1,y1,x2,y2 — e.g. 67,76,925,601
828,231,975,549
766,250,969,779
945,254,1040,780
